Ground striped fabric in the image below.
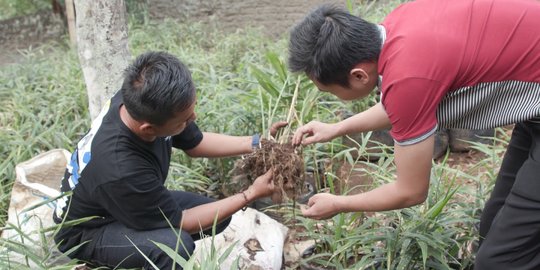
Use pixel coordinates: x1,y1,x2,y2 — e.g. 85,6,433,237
437,81,540,130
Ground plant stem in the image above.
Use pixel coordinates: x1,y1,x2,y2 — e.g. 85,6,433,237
279,76,301,144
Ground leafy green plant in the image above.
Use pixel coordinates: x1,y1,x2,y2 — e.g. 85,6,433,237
0,0,51,20
293,130,496,269
0,0,510,268
134,212,240,270
296,174,477,269
0,44,89,225
0,193,95,269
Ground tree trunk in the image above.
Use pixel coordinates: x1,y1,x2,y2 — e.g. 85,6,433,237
74,0,131,120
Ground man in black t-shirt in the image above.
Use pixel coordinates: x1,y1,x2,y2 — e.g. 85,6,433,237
53,51,280,269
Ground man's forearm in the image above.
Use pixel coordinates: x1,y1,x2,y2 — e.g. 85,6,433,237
184,133,253,158
180,189,257,234
337,181,427,213
336,102,391,136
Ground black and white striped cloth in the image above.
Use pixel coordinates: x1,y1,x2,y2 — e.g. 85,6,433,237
437,80,540,129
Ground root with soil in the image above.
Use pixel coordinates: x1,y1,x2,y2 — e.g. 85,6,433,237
228,139,305,203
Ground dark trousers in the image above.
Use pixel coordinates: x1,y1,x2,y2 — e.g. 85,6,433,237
71,191,230,270
476,121,540,270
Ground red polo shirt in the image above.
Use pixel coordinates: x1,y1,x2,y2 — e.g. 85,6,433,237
379,0,540,145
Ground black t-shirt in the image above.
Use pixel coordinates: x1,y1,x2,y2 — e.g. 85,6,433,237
53,91,203,247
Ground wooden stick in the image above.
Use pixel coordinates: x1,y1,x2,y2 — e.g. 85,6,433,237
65,0,76,46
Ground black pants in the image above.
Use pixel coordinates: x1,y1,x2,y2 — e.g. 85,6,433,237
476,121,540,270
70,191,230,270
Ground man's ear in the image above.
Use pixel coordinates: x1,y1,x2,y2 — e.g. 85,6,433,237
140,122,157,136
350,61,378,86
350,66,370,85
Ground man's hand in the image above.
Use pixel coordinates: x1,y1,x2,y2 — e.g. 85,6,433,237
301,193,343,219
269,121,288,138
245,169,274,200
292,121,338,146
180,169,273,234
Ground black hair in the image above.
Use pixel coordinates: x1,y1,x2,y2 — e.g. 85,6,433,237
121,51,196,126
288,4,381,87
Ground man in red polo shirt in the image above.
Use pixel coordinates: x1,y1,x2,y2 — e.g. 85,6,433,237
288,0,540,269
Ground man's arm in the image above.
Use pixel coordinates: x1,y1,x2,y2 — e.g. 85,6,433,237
302,135,433,219
336,102,392,135
292,102,391,145
184,132,253,158
180,170,274,233
184,121,288,158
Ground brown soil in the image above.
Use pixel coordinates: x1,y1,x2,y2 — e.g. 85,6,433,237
230,139,305,203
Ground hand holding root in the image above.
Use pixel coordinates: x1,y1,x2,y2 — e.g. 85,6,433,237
247,169,274,200
292,121,337,146
301,193,342,220
269,121,289,138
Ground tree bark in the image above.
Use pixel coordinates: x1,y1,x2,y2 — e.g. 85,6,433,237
74,0,131,120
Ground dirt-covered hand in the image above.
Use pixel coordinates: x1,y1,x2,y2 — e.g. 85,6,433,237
292,121,337,146
247,169,274,199
269,121,288,138
301,193,341,220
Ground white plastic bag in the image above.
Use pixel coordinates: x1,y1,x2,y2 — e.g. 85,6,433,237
193,207,289,269
2,149,68,240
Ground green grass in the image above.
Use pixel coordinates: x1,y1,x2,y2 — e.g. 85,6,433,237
0,0,150,21
0,41,89,219
0,0,506,268
0,0,51,20
293,133,505,269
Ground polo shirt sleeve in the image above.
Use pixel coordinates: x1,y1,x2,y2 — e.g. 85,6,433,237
95,174,183,230
382,77,447,145
172,121,203,150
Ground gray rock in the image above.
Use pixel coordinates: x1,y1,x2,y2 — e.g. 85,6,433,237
433,129,449,160
448,129,495,152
